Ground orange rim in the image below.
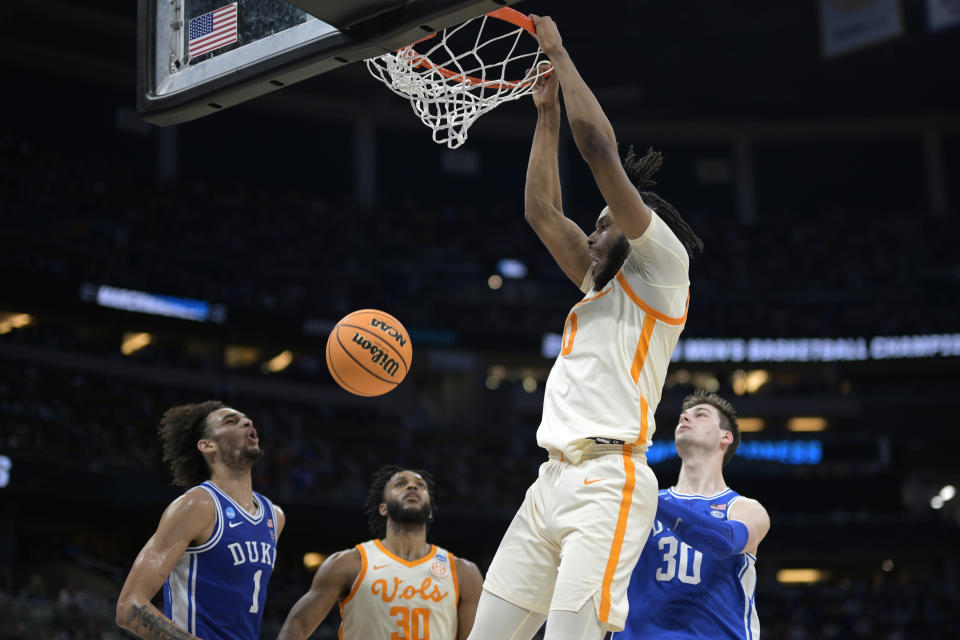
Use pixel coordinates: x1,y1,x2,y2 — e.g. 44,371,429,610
398,7,549,90
487,7,537,33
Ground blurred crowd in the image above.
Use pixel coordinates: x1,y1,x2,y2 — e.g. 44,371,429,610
3,565,958,640
0,356,540,512
3,341,959,636
2,122,960,637
759,578,960,640
3,132,958,342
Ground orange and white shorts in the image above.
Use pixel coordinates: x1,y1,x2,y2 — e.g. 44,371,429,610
482,444,657,632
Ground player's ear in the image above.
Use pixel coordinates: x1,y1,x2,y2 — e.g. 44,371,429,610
720,429,734,446
379,502,388,517
197,438,216,454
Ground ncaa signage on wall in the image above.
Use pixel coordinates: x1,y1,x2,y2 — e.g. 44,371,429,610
542,333,960,362
673,334,960,363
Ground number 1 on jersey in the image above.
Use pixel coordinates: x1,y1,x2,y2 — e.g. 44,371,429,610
248,569,262,613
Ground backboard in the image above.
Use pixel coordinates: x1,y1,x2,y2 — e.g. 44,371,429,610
138,0,523,126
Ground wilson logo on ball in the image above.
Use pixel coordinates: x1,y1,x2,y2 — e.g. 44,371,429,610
326,309,412,397
351,331,401,377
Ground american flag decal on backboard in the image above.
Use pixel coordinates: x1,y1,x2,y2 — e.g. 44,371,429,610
188,3,238,58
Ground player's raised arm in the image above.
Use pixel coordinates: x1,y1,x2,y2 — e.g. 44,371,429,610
276,548,362,640
115,490,214,640
524,64,593,288
531,14,652,241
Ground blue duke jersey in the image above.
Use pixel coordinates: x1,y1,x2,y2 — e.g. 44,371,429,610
163,481,279,640
615,488,759,640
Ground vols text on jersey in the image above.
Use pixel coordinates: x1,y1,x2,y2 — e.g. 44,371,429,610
371,576,450,603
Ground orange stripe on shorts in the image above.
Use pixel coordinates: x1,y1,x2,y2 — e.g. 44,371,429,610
599,446,637,622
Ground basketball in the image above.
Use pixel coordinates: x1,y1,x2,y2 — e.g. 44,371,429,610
325,309,412,396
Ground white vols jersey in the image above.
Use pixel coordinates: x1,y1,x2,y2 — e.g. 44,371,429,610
538,211,689,462
339,539,460,640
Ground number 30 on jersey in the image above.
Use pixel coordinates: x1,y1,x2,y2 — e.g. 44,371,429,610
390,606,430,640
655,536,702,585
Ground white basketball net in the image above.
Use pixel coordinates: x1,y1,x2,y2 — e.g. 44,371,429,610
366,10,551,149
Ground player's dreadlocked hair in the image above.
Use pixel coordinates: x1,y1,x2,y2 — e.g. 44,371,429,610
158,400,225,487
623,146,704,259
364,464,439,539
681,391,740,466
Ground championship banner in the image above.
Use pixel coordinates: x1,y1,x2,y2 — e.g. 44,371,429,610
541,333,960,362
926,0,960,31
819,0,903,58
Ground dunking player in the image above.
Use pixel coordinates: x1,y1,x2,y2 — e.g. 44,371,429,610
116,401,284,640
277,465,483,640
467,15,705,640
615,392,770,639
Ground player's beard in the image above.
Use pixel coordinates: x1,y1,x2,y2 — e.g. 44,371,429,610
592,234,631,290
217,440,264,469
386,497,433,528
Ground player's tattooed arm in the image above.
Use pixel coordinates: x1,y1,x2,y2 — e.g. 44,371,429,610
116,491,215,639
124,603,199,640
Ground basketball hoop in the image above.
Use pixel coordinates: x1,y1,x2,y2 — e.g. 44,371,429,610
366,8,551,149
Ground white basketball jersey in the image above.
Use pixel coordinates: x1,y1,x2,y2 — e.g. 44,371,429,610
537,211,690,463
339,539,460,640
